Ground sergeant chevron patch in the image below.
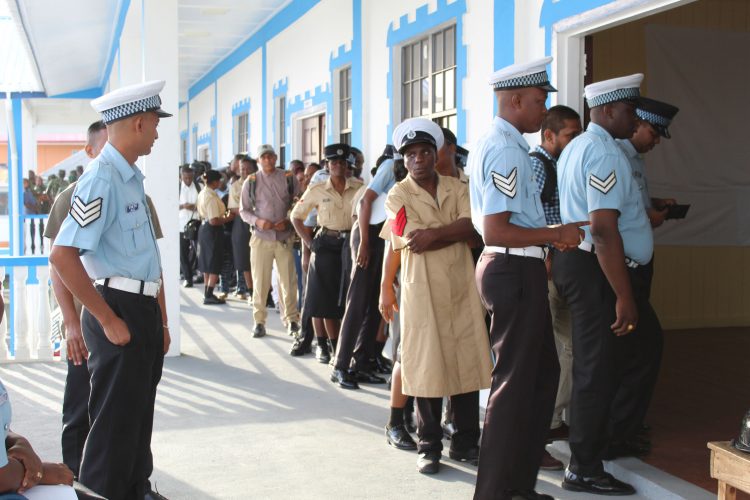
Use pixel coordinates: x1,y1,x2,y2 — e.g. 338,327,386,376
393,206,407,237
70,196,103,227
491,168,518,198
589,172,617,194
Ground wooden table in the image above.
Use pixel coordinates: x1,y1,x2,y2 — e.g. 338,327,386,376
708,441,750,499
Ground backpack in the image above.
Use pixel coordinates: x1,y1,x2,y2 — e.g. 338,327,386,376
528,151,557,204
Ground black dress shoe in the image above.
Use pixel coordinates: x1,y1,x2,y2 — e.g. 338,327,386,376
145,488,169,500
315,345,331,364
289,340,312,357
604,440,650,460
287,321,301,338
331,368,359,390
509,490,553,500
448,445,479,466
203,295,225,305
562,470,636,496
417,451,441,474
252,324,266,338
385,424,417,450
353,370,386,384
373,355,392,374
182,280,193,288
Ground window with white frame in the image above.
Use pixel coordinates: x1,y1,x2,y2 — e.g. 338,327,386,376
338,66,352,145
235,112,249,154
277,96,286,168
400,24,457,133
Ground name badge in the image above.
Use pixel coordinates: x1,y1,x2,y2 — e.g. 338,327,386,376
127,202,140,213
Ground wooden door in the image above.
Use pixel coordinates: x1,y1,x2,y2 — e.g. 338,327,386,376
301,114,325,165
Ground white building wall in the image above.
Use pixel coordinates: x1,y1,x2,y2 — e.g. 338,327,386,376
265,0,352,157
216,49,262,160
460,0,495,148
189,85,214,155
179,106,187,135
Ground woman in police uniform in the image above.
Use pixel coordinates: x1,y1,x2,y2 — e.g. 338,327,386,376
197,169,235,305
291,144,363,360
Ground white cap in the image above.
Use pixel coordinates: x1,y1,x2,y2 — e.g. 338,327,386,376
392,117,444,154
91,80,172,124
584,74,643,108
489,56,556,91
310,168,330,186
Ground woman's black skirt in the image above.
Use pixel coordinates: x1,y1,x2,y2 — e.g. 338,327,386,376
231,217,251,272
305,233,349,319
197,222,224,274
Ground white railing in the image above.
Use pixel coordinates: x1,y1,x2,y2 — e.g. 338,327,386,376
0,255,58,363
22,214,50,256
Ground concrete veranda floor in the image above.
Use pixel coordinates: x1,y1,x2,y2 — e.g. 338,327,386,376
1,286,712,499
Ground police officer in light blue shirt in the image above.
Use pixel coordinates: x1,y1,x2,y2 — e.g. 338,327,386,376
554,74,663,496
469,57,585,500
50,80,172,500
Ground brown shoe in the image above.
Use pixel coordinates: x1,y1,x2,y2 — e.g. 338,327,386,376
540,450,564,470
548,423,570,442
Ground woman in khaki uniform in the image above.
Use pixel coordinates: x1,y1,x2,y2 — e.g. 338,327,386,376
197,169,235,305
291,144,363,363
380,118,492,475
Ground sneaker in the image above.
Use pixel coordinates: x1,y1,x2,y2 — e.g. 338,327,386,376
253,324,266,338
287,321,301,337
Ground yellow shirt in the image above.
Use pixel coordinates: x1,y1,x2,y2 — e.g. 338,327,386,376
227,178,244,210
197,187,226,221
291,177,363,231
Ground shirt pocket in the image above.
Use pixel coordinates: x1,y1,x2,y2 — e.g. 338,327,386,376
316,202,333,227
118,209,151,256
527,178,544,217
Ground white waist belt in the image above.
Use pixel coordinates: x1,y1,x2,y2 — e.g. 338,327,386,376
485,245,548,260
577,241,640,268
95,277,161,297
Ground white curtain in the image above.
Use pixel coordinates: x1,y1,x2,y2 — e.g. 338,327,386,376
645,24,750,246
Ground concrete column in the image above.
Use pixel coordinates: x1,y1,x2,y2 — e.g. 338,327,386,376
117,0,181,356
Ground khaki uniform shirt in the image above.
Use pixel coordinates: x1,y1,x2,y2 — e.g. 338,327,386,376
381,174,492,397
291,177,364,231
197,187,226,221
227,177,244,210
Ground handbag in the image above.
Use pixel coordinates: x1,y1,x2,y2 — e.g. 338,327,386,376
183,211,201,241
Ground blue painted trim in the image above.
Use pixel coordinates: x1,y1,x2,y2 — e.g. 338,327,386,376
261,44,268,144
386,0,468,144
213,83,218,164
180,130,188,140
179,101,186,109
351,0,362,148
197,131,211,146
101,0,131,88
188,0,320,100
47,87,102,99
9,98,23,256
493,0,515,115
231,98,251,154
271,79,288,157
285,84,331,160
7,267,13,356
0,256,50,266
539,0,617,57
0,92,46,99
26,265,39,285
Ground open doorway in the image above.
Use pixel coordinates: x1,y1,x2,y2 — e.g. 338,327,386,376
552,0,750,492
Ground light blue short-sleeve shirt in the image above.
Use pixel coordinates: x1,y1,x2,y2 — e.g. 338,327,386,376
0,380,12,467
468,117,546,236
616,138,652,209
368,159,397,196
54,142,162,281
558,123,653,264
